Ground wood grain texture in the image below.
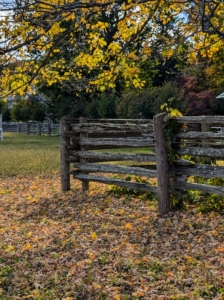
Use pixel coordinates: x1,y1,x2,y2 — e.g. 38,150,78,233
80,117,89,191
176,147,224,158
174,116,224,124
79,137,155,148
175,164,224,178
154,113,170,214
171,181,224,195
71,151,156,162
60,117,71,191
176,131,224,140
73,163,157,177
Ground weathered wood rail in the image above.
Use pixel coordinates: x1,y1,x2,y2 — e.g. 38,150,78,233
60,114,224,214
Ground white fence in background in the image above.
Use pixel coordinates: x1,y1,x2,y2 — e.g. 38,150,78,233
2,122,60,136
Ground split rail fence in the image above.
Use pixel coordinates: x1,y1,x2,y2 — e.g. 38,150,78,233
60,114,224,214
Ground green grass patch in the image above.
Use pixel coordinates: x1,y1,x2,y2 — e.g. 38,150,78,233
0,133,60,177
0,133,154,177
101,147,153,154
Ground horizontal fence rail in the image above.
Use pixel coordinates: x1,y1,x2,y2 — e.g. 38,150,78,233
2,122,60,136
60,116,159,205
172,115,224,197
60,114,224,214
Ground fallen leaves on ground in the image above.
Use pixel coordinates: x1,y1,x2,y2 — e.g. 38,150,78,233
0,175,223,299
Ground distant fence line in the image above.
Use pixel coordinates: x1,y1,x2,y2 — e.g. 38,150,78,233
2,122,60,136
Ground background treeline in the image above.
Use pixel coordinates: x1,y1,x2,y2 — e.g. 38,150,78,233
37,56,224,121
36,44,224,121
1,50,224,123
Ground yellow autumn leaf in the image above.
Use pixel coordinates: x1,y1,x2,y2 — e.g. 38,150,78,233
114,294,121,300
215,246,224,253
88,252,95,260
128,52,138,60
167,271,175,277
92,283,101,289
169,108,183,117
0,190,9,194
167,48,174,57
142,48,152,56
6,245,15,252
90,232,97,240
210,230,218,236
125,223,132,229
184,255,194,263
177,45,183,54
23,243,31,251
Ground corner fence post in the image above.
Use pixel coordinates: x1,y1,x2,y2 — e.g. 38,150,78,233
154,113,170,214
60,117,71,191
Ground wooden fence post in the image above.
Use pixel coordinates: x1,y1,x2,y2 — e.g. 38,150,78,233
79,117,89,191
37,123,41,135
60,117,71,191
154,113,170,214
26,122,30,134
201,122,211,164
47,123,51,136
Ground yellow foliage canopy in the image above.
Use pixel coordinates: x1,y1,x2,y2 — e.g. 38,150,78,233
0,0,223,96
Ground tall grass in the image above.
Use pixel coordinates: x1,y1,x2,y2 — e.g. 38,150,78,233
0,133,60,177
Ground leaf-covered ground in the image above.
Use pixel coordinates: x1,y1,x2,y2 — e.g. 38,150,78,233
0,175,223,300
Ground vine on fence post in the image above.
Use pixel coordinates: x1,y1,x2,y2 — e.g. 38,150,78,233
161,100,186,210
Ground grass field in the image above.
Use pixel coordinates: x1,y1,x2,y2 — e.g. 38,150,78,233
0,133,60,177
0,133,153,177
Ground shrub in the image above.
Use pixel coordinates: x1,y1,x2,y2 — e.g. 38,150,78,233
116,88,155,119
85,91,118,118
11,98,31,122
117,81,186,119
152,81,186,115
2,107,11,122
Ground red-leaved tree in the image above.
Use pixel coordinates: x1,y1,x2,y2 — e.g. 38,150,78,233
175,76,218,116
